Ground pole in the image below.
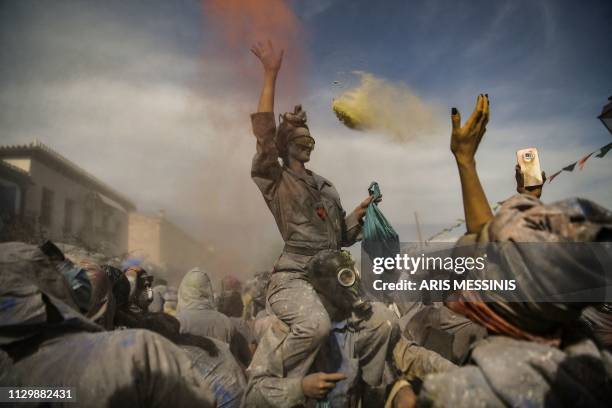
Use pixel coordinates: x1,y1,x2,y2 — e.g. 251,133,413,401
414,211,425,249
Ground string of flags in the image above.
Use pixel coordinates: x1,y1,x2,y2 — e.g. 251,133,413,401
425,219,465,242
425,142,611,242
547,141,612,183
426,204,500,242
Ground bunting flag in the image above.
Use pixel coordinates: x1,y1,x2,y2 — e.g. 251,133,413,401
595,142,612,158
428,141,611,241
546,141,611,184
578,152,594,170
547,170,563,183
563,162,577,172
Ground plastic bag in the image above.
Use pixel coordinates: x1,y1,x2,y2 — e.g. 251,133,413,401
363,182,400,260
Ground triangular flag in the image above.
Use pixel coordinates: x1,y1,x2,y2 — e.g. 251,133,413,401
548,170,562,183
595,142,612,158
578,152,594,170
563,162,577,172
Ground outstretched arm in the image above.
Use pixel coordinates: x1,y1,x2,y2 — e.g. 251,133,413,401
251,40,283,113
250,41,284,201
450,94,492,234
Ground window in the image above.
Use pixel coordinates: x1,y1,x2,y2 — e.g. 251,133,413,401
64,199,74,234
0,185,17,218
40,187,54,227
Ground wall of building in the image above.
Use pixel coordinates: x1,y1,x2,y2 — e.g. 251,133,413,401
128,212,209,284
127,212,162,266
9,158,129,255
160,218,208,277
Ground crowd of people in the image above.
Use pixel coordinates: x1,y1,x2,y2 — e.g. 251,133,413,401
1,40,611,407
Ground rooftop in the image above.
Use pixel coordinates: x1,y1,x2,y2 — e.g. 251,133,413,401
0,159,32,186
0,140,136,211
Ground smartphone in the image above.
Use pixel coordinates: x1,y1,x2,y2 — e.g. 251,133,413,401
516,147,543,187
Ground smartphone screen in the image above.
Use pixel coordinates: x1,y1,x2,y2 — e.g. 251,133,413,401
516,148,543,187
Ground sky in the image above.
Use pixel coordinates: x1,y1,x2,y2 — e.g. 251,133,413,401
1,0,611,278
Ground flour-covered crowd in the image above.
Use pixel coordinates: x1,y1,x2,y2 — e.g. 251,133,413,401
1,41,611,407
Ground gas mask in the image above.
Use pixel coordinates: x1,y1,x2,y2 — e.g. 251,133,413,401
306,249,371,317
126,267,154,311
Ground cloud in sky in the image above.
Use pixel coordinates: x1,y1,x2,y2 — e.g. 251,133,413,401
1,0,611,280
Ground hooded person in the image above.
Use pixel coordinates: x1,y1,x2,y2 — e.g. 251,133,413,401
177,267,233,342
0,242,216,408
218,285,255,362
99,264,219,358
101,265,243,406
416,95,612,407
177,267,251,366
516,162,612,351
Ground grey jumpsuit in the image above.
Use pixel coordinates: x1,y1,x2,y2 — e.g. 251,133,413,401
246,112,449,406
250,112,363,376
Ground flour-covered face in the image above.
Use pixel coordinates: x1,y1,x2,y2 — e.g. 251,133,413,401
288,141,313,163
288,134,315,163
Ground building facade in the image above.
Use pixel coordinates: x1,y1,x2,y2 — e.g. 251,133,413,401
128,211,210,284
0,141,135,255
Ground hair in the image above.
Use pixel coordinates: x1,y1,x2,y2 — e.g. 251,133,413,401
217,291,244,318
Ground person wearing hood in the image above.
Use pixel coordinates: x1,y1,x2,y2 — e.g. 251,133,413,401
415,95,612,406
0,241,216,408
101,263,245,407
177,267,252,366
177,267,233,342
516,161,612,351
218,274,256,358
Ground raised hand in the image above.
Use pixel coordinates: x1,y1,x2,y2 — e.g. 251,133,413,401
450,94,493,234
515,165,546,199
252,40,283,113
251,40,284,74
450,94,489,164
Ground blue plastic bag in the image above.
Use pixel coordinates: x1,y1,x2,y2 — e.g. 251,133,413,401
363,182,400,260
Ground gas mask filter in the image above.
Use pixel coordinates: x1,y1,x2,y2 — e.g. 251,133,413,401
306,249,371,316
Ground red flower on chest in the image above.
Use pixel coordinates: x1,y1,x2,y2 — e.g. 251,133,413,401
316,206,327,220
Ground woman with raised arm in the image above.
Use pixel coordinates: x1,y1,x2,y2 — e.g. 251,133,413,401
246,41,402,406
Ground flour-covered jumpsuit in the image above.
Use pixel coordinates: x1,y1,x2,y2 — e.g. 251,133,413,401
246,111,397,405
